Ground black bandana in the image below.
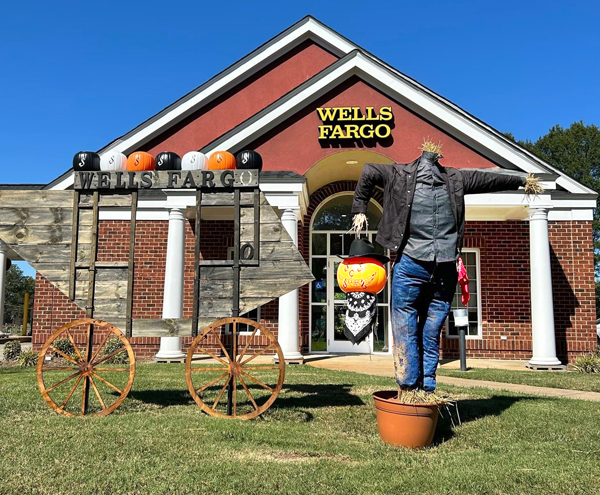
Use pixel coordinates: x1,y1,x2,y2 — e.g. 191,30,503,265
344,292,378,345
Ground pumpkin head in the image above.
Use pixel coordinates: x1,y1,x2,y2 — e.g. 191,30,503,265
100,151,127,171
337,257,387,294
236,150,263,171
208,151,236,170
73,151,100,171
155,152,181,171
126,151,155,171
182,151,208,171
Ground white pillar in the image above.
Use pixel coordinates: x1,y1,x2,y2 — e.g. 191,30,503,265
0,244,7,332
277,208,303,362
528,207,562,367
155,208,186,360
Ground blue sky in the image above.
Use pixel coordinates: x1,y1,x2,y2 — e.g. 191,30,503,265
2,0,599,276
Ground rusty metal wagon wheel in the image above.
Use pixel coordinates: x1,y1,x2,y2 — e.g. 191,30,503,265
36,318,135,417
185,317,285,420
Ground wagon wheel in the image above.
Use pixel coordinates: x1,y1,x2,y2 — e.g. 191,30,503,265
36,318,135,417
185,317,285,420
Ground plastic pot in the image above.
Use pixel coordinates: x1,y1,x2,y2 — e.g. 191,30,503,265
373,390,439,448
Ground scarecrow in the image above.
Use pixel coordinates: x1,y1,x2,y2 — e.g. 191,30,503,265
350,140,543,393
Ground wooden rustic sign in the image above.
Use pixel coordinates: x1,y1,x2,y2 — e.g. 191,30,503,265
74,170,259,190
0,188,313,337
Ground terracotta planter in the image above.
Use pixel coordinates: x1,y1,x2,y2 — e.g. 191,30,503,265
373,391,440,448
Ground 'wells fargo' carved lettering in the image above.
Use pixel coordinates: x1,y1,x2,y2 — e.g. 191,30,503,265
317,106,393,140
74,169,254,190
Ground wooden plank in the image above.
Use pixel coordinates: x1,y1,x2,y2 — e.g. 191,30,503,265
192,189,202,337
74,169,259,190
0,224,91,245
0,190,74,207
68,191,79,301
240,222,285,242
56,280,129,300
0,207,92,227
80,194,134,208
12,244,91,264
38,265,127,282
126,190,138,337
86,191,100,317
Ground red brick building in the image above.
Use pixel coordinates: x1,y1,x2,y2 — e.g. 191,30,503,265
14,17,598,363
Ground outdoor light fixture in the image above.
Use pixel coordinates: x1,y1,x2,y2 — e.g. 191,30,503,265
452,308,469,371
346,160,359,165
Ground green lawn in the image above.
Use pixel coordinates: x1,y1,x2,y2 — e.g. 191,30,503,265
1,364,600,495
438,367,600,392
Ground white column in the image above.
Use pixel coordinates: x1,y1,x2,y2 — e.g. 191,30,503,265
0,243,7,332
155,208,186,360
277,208,303,362
528,207,562,367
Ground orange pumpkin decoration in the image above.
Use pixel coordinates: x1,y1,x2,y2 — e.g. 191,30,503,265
208,151,236,170
127,151,155,171
337,257,387,294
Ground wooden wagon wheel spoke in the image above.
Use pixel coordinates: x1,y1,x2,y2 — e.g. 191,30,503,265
193,347,229,367
232,321,237,361
242,365,281,371
89,330,113,365
240,370,275,393
232,375,237,417
238,376,258,411
41,366,79,371
46,371,81,394
64,329,84,362
93,368,130,372
49,346,80,366
89,375,106,410
92,347,127,367
92,372,123,395
186,317,285,420
196,371,229,395
237,326,259,362
38,318,136,417
240,343,276,366
212,375,232,410
59,374,83,410
190,366,229,372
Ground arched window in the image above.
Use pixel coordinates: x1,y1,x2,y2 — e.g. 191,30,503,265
312,195,382,232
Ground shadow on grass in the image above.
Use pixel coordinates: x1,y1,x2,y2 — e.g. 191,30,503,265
433,395,540,445
127,383,363,415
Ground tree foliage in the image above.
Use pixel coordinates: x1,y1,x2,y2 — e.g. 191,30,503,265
4,265,35,326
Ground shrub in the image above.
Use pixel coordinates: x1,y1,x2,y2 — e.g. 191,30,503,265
102,337,128,364
3,340,22,361
18,349,38,367
571,348,600,373
52,338,75,359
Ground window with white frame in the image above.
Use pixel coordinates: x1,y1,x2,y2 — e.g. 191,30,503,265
446,249,481,338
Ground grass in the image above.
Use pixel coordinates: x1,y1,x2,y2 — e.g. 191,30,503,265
1,364,600,495
438,367,600,392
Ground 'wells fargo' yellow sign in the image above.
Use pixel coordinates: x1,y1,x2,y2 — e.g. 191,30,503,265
317,106,393,140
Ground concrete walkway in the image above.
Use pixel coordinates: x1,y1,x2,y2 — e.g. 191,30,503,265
304,354,600,403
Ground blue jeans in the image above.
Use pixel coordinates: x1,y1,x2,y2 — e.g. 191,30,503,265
391,254,458,391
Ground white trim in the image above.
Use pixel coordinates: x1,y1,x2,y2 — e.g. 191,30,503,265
445,248,483,340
